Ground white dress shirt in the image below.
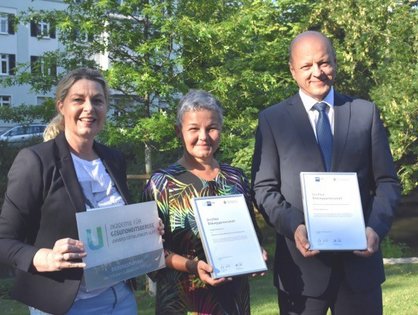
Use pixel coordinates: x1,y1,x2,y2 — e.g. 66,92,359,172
299,87,335,139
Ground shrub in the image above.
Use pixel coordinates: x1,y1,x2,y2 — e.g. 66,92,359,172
381,237,410,258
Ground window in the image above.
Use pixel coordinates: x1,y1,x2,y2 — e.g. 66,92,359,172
74,29,89,43
0,54,7,74
39,21,50,38
31,56,57,77
0,95,11,106
0,54,15,75
30,125,46,134
8,126,24,136
0,14,14,35
37,96,51,106
30,21,56,39
0,14,7,33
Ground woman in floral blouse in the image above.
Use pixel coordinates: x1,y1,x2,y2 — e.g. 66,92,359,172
143,90,265,314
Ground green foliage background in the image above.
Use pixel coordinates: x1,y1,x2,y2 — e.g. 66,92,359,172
0,0,416,193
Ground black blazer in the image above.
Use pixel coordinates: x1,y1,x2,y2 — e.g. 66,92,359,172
251,92,401,297
0,132,131,314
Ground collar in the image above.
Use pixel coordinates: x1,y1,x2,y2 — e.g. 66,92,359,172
299,87,334,112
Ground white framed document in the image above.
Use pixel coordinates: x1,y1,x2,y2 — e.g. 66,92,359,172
76,201,165,291
192,194,267,279
300,172,367,251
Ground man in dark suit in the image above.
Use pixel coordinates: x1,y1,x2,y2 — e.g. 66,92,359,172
251,31,400,315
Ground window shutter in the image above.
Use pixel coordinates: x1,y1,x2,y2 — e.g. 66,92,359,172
51,61,57,77
31,56,39,74
8,14,15,35
30,21,37,37
8,54,15,75
50,23,56,39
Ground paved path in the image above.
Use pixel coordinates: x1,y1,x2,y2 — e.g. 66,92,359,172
383,257,418,265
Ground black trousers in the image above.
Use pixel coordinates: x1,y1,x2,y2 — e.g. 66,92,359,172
277,263,383,315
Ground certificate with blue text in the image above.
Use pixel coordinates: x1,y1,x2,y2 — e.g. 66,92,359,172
192,194,267,279
300,172,367,251
76,202,165,291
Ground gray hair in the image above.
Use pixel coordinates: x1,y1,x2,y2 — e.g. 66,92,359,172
176,90,224,127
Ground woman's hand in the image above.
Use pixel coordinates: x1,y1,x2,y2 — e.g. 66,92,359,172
252,247,268,277
166,253,230,286
32,238,86,272
194,260,231,287
157,218,165,236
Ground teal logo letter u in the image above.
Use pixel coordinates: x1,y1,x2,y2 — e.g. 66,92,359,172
86,227,104,250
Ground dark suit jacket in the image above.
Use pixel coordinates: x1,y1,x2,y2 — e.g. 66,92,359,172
0,132,131,314
251,92,400,297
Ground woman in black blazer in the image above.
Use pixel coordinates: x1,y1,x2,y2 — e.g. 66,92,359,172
0,68,138,314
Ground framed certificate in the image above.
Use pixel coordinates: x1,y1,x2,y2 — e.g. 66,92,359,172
76,201,165,291
192,194,267,279
300,172,367,251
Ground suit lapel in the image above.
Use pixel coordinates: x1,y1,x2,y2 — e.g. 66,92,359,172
55,133,87,213
287,94,325,171
332,92,351,171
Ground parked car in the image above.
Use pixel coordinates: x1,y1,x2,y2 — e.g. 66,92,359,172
0,124,46,143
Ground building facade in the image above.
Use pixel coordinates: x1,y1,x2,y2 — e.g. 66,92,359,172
0,0,155,131
0,0,68,130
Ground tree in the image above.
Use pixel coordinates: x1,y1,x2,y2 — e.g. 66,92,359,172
9,0,313,175
2,0,415,193
0,99,55,124
8,0,183,174
62,0,183,173
309,0,418,193
369,3,418,194
176,0,313,172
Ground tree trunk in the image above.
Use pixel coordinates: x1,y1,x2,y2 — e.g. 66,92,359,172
144,142,152,175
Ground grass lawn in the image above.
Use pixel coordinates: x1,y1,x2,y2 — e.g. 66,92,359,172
248,264,418,315
382,264,418,314
1,263,417,314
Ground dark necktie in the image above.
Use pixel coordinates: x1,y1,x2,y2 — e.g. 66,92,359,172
313,102,333,171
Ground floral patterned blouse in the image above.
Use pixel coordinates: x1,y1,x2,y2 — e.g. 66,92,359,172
143,162,261,315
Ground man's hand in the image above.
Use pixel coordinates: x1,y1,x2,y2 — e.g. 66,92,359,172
294,225,320,258
354,227,380,257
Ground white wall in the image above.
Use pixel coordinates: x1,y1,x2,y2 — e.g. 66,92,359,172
0,0,66,128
